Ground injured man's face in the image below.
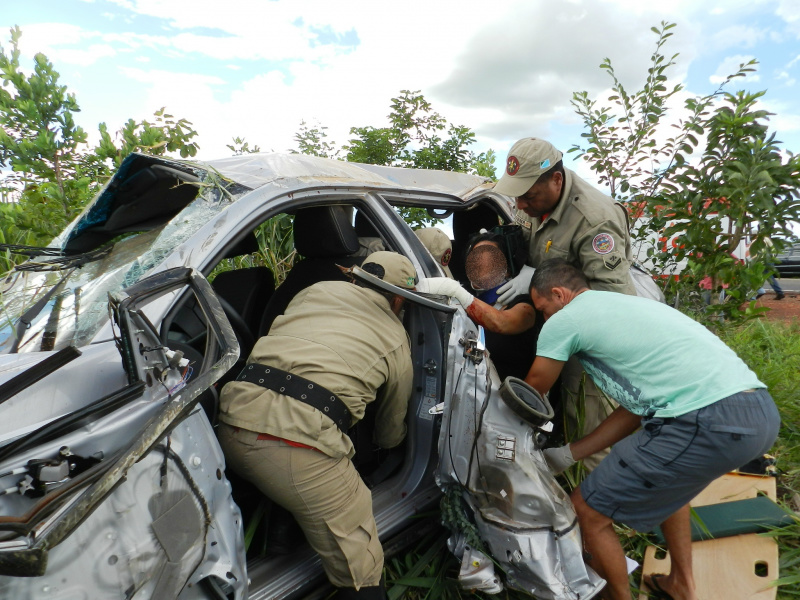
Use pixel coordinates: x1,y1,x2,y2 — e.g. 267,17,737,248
465,243,509,304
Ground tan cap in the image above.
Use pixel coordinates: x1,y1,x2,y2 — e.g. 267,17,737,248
493,138,563,197
415,227,453,278
362,251,417,289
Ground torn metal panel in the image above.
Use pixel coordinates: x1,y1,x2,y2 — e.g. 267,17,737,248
437,310,605,599
0,267,243,597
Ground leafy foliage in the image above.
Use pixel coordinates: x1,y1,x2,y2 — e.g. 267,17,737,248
94,107,199,168
717,320,800,598
292,90,497,229
569,22,800,324
343,90,496,177
0,26,199,250
226,136,261,156
292,120,339,159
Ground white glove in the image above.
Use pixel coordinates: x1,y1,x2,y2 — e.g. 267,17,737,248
416,277,474,307
542,444,576,474
496,265,536,305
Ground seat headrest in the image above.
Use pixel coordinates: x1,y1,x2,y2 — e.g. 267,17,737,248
294,206,360,258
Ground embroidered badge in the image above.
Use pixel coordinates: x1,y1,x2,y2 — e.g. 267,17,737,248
592,233,614,255
540,159,550,169
406,276,416,287
604,255,622,270
441,248,452,266
507,155,520,176
514,213,532,229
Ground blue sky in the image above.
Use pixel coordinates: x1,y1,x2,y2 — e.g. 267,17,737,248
2,0,800,187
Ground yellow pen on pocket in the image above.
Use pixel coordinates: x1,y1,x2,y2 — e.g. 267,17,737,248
545,240,552,253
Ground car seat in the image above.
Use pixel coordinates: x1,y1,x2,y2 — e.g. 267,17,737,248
257,205,363,336
451,204,502,286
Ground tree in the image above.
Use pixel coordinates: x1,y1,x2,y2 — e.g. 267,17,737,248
290,90,497,228
292,120,339,159
569,22,800,323
0,26,200,247
227,136,261,155
343,90,496,177
0,26,91,243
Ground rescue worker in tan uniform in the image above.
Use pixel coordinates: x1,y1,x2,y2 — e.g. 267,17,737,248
217,251,415,599
493,138,636,470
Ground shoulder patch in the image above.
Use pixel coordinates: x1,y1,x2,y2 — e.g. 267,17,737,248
592,233,614,255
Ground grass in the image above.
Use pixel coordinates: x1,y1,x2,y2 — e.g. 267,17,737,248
386,318,800,599
719,319,800,598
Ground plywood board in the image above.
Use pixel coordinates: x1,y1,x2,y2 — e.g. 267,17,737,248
692,472,777,506
638,474,778,600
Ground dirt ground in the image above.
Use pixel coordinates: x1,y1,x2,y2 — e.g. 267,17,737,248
755,290,800,323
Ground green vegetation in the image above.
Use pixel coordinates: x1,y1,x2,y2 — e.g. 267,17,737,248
721,320,800,596
570,22,800,325
288,89,497,229
0,26,198,254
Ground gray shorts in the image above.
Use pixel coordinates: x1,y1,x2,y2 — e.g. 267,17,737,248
580,389,780,532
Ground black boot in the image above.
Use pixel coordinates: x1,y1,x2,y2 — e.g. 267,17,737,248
335,576,387,599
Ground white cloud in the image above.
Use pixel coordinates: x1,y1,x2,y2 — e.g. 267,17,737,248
8,0,800,168
58,44,117,67
777,0,800,24
709,25,766,50
15,22,86,55
709,55,759,84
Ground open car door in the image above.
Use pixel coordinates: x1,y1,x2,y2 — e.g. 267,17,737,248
435,307,606,599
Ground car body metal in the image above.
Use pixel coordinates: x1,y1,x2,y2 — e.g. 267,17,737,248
775,242,800,278
0,153,602,599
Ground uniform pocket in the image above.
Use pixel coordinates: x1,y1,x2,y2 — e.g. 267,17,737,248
708,424,758,436
616,418,698,488
326,504,383,587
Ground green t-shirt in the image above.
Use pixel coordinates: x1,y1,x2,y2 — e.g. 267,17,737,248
536,291,765,417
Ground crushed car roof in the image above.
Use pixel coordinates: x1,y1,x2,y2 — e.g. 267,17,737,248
202,152,495,198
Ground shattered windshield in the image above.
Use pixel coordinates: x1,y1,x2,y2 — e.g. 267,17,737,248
0,185,238,354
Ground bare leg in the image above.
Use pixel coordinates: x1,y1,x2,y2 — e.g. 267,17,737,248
643,504,697,600
571,487,632,600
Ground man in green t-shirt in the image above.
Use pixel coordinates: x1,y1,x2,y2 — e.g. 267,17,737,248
524,258,780,600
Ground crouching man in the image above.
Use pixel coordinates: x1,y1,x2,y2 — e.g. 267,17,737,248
218,251,416,599
524,259,780,600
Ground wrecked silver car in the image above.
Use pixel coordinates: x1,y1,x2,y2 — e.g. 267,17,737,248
0,153,603,599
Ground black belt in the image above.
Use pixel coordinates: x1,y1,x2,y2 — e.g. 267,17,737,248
236,364,351,433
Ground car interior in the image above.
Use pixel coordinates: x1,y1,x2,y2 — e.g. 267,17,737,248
156,196,508,569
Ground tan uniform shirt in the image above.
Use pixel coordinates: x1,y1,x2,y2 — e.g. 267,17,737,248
219,281,412,459
516,168,636,295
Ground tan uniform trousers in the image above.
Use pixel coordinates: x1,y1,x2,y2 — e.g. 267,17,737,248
561,357,618,472
218,424,383,589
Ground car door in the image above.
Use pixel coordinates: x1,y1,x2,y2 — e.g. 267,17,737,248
0,267,248,600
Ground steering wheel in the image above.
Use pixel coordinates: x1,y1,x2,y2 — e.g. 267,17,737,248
214,294,256,360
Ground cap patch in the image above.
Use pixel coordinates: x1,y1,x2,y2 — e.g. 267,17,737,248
406,276,415,287
540,159,551,169
441,248,452,266
506,155,520,176
592,233,614,255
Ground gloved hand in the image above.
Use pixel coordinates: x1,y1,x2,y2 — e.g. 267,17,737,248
496,265,536,305
542,444,576,474
416,277,474,307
